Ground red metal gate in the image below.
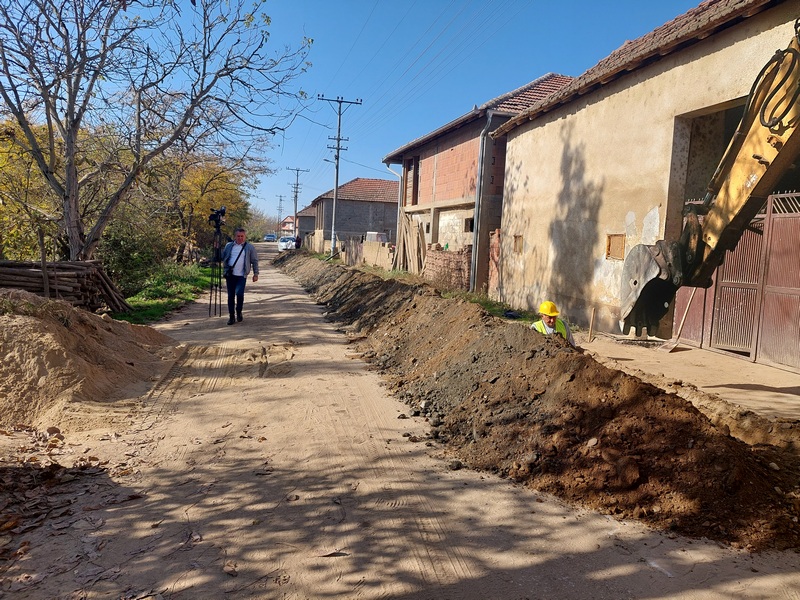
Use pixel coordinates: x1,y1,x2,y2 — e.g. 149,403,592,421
707,194,800,371
710,217,765,355
755,194,800,371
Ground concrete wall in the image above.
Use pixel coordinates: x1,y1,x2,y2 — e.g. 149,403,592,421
333,199,397,243
437,208,474,250
497,4,797,333
343,240,395,271
297,215,315,239
312,198,397,252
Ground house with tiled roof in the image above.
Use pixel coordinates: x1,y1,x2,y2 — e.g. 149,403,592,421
492,0,800,372
383,73,573,292
296,204,315,240
279,215,294,236
309,178,399,253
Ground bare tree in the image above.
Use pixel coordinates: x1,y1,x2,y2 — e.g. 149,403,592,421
0,0,311,260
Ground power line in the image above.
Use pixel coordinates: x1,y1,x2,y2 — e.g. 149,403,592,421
318,95,362,256
276,194,285,226
287,167,309,237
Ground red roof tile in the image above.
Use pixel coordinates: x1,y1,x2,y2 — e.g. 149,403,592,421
494,0,780,137
487,73,575,113
384,73,573,162
312,178,399,205
297,205,315,216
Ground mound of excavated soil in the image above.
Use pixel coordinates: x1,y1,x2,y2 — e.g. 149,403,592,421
0,289,176,433
276,253,800,552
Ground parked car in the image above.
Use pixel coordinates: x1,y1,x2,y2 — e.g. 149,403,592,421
277,236,295,251
264,233,277,242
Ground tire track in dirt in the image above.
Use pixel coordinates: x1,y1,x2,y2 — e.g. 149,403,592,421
274,328,478,595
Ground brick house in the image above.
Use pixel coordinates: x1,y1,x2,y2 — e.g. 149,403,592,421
492,0,800,371
309,178,399,254
296,204,315,240
279,216,294,236
382,73,572,292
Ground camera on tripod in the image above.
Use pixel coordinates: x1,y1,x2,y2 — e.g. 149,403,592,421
208,206,226,229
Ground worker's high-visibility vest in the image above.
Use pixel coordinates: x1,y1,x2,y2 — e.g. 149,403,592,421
533,318,568,341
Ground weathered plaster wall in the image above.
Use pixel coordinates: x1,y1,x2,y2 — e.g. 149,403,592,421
498,5,797,332
437,208,474,250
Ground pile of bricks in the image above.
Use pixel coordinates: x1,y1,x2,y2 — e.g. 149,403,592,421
422,244,472,291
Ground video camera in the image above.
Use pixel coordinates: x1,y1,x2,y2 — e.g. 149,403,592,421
208,206,226,228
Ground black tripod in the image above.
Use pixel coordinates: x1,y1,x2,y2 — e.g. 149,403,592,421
208,207,226,317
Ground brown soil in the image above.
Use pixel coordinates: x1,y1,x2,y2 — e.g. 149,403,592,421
275,253,800,552
1,252,799,571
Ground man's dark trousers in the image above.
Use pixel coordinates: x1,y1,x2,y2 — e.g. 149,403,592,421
225,275,246,321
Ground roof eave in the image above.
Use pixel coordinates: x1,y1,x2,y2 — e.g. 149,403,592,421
492,0,779,139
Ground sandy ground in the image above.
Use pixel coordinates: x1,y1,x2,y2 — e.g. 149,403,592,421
2,243,800,599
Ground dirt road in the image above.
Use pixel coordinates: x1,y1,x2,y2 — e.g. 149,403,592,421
3,243,800,598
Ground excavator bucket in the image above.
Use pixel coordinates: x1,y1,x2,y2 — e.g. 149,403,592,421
619,243,678,336
620,20,800,338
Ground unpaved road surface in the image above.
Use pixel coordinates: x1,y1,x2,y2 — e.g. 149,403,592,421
2,243,800,599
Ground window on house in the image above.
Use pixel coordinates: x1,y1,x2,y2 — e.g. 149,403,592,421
513,235,523,254
425,222,431,234
464,218,474,233
606,234,626,260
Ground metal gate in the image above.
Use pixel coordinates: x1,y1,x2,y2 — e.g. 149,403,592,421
755,194,800,370
710,193,800,371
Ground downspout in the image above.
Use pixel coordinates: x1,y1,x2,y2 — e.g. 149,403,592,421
386,163,402,247
470,110,494,293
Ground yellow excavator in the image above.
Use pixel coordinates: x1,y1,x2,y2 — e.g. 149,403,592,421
620,20,800,336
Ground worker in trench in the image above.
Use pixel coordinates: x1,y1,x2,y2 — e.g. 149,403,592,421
531,300,576,347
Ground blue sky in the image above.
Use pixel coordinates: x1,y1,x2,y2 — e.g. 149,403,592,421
254,0,700,219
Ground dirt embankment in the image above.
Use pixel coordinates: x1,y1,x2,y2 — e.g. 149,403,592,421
276,252,800,552
1,258,800,554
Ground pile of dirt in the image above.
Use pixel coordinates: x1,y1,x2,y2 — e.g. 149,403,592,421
0,289,176,433
277,252,800,552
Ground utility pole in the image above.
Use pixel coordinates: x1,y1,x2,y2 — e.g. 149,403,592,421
276,194,285,235
287,167,309,238
318,95,362,256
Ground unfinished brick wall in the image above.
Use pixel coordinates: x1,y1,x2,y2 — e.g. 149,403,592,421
422,244,472,290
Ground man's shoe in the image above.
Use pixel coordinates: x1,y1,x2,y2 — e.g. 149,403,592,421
227,317,235,325
237,314,243,323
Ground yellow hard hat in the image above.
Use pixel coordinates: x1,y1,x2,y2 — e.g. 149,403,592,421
539,301,559,317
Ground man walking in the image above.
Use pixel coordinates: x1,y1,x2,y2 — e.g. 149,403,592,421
221,228,259,325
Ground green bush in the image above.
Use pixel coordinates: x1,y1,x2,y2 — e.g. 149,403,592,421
114,263,211,324
97,219,174,296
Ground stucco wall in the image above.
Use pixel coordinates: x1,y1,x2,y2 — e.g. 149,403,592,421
437,208,474,250
497,4,797,333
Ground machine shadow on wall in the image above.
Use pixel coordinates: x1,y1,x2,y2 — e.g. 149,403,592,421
547,124,604,326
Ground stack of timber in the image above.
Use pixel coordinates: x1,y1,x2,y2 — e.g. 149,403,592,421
0,260,132,313
392,213,426,274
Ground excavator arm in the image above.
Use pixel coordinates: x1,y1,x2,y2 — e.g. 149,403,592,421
621,21,800,335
